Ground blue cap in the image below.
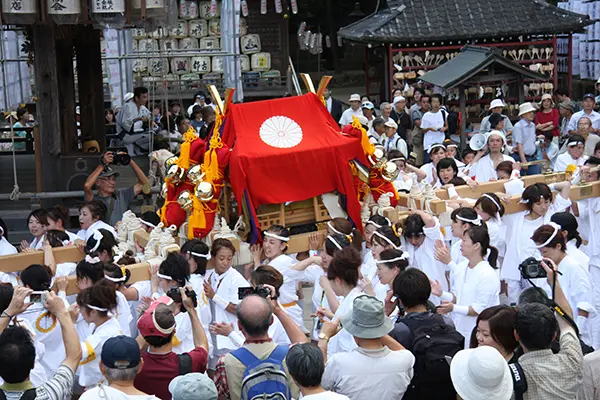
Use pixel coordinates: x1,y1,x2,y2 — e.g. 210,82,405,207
583,93,595,101
101,336,141,369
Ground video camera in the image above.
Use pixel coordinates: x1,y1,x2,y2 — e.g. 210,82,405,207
166,286,198,313
238,285,272,300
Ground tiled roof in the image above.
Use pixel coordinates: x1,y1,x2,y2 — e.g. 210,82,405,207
338,0,593,43
420,45,547,89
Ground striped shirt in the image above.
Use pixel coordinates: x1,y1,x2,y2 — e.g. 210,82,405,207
1,365,74,400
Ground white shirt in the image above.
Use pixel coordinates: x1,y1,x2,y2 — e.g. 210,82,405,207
421,110,446,150
567,240,590,273
77,220,117,241
339,108,363,127
578,197,600,268
368,128,383,145
553,151,586,172
78,317,123,388
81,385,160,400
263,254,305,329
327,287,363,357
227,315,291,348
0,236,17,256
382,134,408,157
469,153,514,183
303,264,341,341
326,97,333,113
419,162,437,186
302,392,349,400
567,110,600,132
322,346,415,400
450,260,500,343
115,291,132,337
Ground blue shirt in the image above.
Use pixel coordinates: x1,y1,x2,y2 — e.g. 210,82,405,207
513,118,537,156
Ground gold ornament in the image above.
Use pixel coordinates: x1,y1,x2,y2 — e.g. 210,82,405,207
165,156,179,170
195,181,214,202
177,190,194,212
382,161,399,182
368,145,387,169
187,165,206,186
166,164,186,185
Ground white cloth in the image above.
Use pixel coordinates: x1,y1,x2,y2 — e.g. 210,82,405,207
468,154,514,183
553,152,586,172
115,291,132,337
188,273,214,352
327,287,363,357
567,240,590,273
322,346,415,400
0,236,17,256
207,267,248,351
262,254,305,329
339,108,363,127
382,134,408,157
77,220,117,241
301,392,350,400
421,110,446,150
419,162,438,186
55,262,77,277
78,317,123,388
81,385,160,400
401,218,449,303
227,316,291,348
303,265,342,341
449,260,500,344
487,218,506,257
30,236,45,250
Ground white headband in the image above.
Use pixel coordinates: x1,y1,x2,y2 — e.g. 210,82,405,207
327,221,344,236
535,222,561,248
446,143,458,148
189,251,211,260
375,252,410,264
152,309,175,334
568,141,584,147
157,272,173,280
86,304,108,312
456,215,482,226
85,255,101,264
104,274,127,283
481,193,501,210
388,157,406,163
327,235,343,250
366,217,391,230
263,231,290,242
519,198,529,204
428,143,446,153
87,230,104,253
61,239,70,247
139,219,156,228
372,231,398,249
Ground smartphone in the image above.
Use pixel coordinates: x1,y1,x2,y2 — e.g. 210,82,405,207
30,291,44,303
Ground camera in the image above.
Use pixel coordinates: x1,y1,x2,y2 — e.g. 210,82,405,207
238,285,272,300
519,257,547,279
110,151,131,166
166,286,198,313
30,291,48,304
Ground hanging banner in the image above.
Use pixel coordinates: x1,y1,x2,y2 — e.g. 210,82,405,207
260,0,266,14
222,0,244,102
104,28,124,108
47,0,80,14
274,0,282,13
91,0,125,13
240,0,248,16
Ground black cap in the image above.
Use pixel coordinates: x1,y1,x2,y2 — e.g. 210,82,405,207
101,336,141,369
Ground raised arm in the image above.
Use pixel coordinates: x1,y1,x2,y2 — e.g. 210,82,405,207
44,243,57,275
130,157,150,197
182,288,209,352
45,291,82,373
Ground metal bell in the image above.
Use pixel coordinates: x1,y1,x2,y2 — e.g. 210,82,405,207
177,190,194,212
166,164,186,185
195,181,214,202
165,156,179,170
187,165,206,186
382,161,399,182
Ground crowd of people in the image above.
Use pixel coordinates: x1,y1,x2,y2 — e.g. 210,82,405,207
0,85,598,400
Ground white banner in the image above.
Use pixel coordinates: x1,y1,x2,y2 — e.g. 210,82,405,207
104,28,123,108
221,0,243,102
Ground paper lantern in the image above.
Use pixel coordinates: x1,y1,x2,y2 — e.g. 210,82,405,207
160,38,179,52
149,58,169,76
191,56,212,74
138,38,159,52
239,18,248,36
132,59,148,73
241,34,261,54
132,28,147,39
132,40,139,52
251,52,271,72
169,20,189,38
132,0,164,9
47,0,81,23
188,19,208,38
171,57,191,75
90,0,125,13
179,37,199,50
150,27,168,39
200,37,220,51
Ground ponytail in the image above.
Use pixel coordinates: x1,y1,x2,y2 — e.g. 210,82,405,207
487,246,499,269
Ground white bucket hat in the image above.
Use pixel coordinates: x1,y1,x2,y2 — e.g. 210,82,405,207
489,99,505,109
124,92,134,102
384,119,398,129
486,129,507,146
349,93,361,102
450,346,513,400
357,116,369,126
518,102,536,116
393,96,406,105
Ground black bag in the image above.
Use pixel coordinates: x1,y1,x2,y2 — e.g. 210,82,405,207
401,314,464,400
508,361,528,400
178,353,193,375
0,389,37,400
445,111,459,139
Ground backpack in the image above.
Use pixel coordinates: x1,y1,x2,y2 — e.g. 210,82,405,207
177,353,193,375
231,345,292,400
400,314,464,400
0,389,37,400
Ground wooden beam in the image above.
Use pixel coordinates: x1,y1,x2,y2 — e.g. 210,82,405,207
287,230,326,254
0,247,84,273
299,73,316,94
61,260,153,295
133,230,150,249
208,85,225,115
315,76,333,98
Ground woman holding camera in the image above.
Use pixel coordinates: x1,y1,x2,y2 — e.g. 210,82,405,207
432,226,501,346
531,223,594,343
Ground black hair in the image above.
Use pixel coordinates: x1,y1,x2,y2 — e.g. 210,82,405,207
134,86,148,98
20,264,53,291
175,115,190,128
0,217,8,240
287,343,325,388
387,149,405,162
327,247,361,287
372,117,385,130
324,233,352,258
436,158,458,184
104,263,131,287
16,106,28,120
45,229,70,248
366,215,391,230
402,214,425,238
521,183,552,211
328,218,363,252
378,249,409,271
450,207,481,227
0,326,36,384
518,287,552,307
86,229,117,261
431,93,443,104
80,200,107,222
180,239,210,275
28,209,49,227
414,88,425,97
594,142,600,154
469,305,518,353
567,134,585,147
462,148,477,160
371,225,401,248
47,205,70,229
465,226,499,269
264,225,290,252
515,303,557,351
551,212,582,248
393,268,431,309
488,112,504,128
0,284,13,314
76,280,118,315
140,211,161,228
159,252,190,288
554,87,568,97
76,258,105,283
474,193,505,218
